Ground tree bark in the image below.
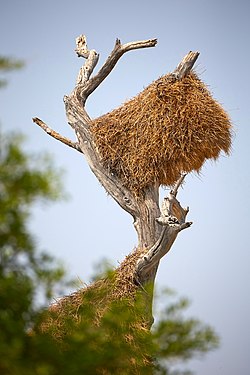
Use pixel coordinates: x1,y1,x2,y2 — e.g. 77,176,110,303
33,36,197,315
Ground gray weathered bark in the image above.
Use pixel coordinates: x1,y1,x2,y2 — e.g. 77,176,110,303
33,35,197,295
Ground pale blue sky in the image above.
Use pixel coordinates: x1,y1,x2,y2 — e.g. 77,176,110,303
1,1,250,374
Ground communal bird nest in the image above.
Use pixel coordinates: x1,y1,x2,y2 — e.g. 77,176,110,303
91,71,232,194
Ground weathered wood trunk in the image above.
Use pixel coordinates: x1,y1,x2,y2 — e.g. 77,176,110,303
135,187,161,248
33,36,197,323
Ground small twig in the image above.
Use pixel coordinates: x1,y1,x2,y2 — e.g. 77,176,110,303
171,173,187,197
179,221,193,231
158,174,189,225
32,117,83,153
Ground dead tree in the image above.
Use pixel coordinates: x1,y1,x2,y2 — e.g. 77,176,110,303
33,36,231,328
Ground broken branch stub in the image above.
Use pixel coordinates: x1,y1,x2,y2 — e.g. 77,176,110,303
173,51,200,79
75,35,99,85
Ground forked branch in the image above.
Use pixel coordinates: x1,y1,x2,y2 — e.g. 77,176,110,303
75,36,157,104
136,175,192,280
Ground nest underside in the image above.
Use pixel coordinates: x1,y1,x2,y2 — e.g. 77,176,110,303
91,72,232,194
40,248,146,340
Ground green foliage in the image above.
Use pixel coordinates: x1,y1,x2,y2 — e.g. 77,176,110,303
34,274,219,375
0,132,68,374
61,293,155,375
153,290,219,374
0,56,24,87
0,132,66,299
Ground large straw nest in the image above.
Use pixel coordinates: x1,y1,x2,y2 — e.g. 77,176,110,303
91,71,232,194
40,247,147,340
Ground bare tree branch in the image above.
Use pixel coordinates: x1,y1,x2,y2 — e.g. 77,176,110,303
171,173,187,197
32,117,83,153
159,175,189,226
64,97,140,219
136,221,192,280
75,35,99,85
75,36,157,103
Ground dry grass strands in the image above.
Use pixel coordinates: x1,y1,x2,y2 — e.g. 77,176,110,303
40,247,148,340
91,72,232,194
